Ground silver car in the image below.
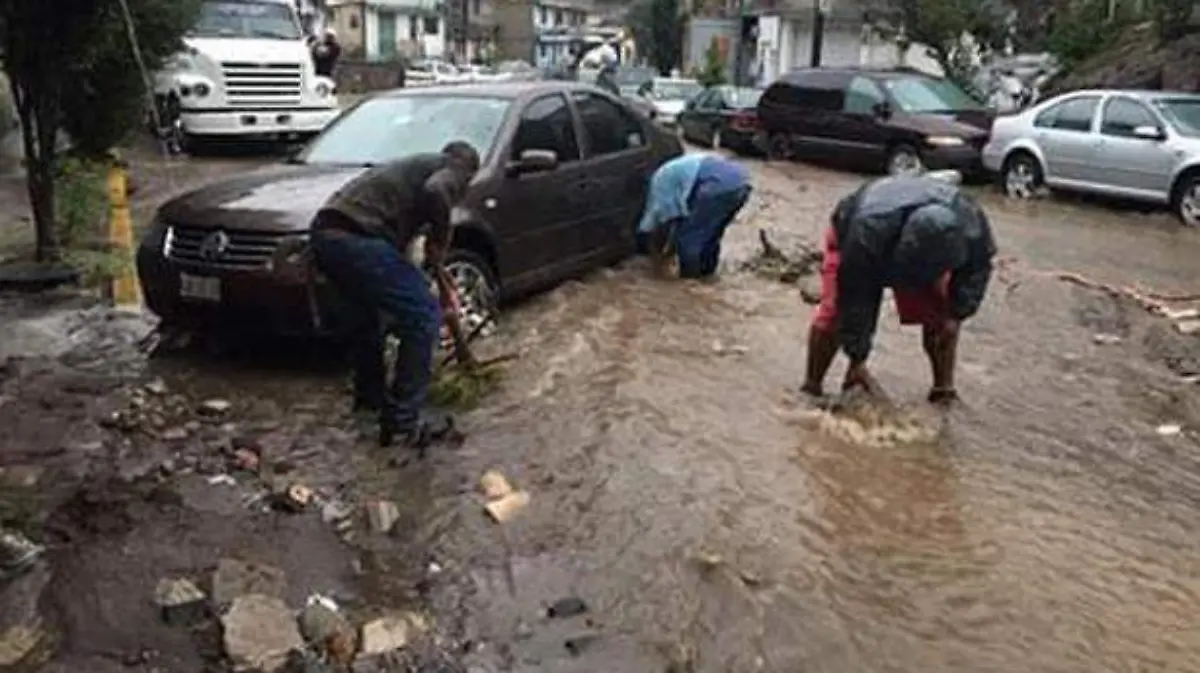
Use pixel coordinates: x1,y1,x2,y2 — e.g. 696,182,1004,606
982,89,1200,225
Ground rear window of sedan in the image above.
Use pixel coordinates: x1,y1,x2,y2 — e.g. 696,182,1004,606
300,95,512,166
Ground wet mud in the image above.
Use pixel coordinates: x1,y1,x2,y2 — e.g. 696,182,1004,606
3,156,1200,672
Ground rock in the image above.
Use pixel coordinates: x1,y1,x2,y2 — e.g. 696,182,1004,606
1165,307,1200,320
1176,319,1200,335
0,562,52,668
798,275,822,305
299,597,355,663
144,379,168,395
1092,333,1122,345
212,558,287,607
547,597,588,619
479,470,513,500
161,427,190,442
199,399,232,416
0,465,43,488
321,501,353,525
564,633,599,657
185,421,202,433
364,500,400,534
155,578,207,626
231,448,260,471
484,491,530,523
514,621,534,640
359,612,427,655
1157,423,1183,437
222,594,304,673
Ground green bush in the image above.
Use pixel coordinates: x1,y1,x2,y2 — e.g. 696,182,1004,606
696,37,727,87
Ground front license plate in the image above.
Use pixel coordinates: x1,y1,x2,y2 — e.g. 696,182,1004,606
179,273,220,302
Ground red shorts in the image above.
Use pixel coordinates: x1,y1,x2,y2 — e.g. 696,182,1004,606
811,227,950,332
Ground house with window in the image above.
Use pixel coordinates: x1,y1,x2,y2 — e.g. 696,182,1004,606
533,1,591,66
327,0,447,61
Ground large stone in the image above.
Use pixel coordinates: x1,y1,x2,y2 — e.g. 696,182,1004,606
0,563,52,667
155,577,207,626
211,558,287,607
358,612,428,656
222,594,304,672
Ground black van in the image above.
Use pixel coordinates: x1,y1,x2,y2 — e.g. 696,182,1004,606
756,67,993,176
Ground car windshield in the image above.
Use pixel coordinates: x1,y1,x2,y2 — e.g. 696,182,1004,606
723,87,763,106
652,79,702,101
298,95,511,166
1153,97,1200,137
190,0,302,40
882,76,982,113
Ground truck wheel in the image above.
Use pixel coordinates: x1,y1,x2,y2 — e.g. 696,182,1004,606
886,144,924,176
767,132,793,161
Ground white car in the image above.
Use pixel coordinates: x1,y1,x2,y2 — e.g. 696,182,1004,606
406,60,471,87
636,77,703,127
983,89,1200,225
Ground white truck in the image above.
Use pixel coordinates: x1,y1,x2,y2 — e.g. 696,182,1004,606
153,0,339,152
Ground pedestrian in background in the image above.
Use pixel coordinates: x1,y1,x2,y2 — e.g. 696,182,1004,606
309,142,480,450
638,153,753,279
800,173,995,405
312,28,342,78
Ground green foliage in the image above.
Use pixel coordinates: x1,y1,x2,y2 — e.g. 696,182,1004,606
428,364,505,409
0,0,200,260
875,0,1008,92
1042,1,1130,68
1152,0,1195,41
53,157,128,287
626,0,684,76
61,0,203,158
696,37,727,87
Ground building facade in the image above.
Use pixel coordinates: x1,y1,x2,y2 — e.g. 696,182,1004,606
327,0,448,61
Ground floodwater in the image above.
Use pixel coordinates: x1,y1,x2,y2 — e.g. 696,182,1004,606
5,156,1200,672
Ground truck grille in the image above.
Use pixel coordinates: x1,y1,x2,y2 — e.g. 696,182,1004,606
220,62,302,106
164,225,283,271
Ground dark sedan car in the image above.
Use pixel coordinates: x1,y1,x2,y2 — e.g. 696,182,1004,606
678,86,765,155
136,82,683,336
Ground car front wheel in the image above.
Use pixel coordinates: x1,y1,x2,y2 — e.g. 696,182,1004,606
886,144,924,176
441,248,499,339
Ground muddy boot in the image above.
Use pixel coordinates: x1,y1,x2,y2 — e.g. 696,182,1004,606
0,530,44,580
380,411,456,456
927,387,960,407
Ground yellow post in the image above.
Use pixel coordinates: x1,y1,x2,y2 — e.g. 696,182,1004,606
106,154,140,308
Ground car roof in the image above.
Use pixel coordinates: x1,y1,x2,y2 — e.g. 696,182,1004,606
778,66,937,81
371,81,605,100
1060,89,1200,99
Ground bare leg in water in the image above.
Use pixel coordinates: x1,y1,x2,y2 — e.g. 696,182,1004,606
923,321,960,404
802,325,880,397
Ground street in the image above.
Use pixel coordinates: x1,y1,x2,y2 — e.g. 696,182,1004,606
3,146,1200,672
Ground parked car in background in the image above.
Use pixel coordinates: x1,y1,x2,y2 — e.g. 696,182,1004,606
636,77,703,127
493,60,541,82
678,85,764,155
136,82,683,336
757,67,991,176
983,89,1200,225
613,66,657,98
406,60,470,86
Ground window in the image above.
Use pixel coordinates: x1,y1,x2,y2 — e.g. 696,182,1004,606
844,76,884,114
1034,96,1099,133
1154,97,1200,137
572,92,645,156
1100,97,1158,137
880,75,980,113
409,18,418,40
696,89,721,109
778,70,845,110
538,7,547,24
423,15,439,34
471,0,480,14
511,94,581,162
554,8,563,24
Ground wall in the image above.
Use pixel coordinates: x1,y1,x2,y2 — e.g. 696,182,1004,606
333,59,406,92
494,0,537,61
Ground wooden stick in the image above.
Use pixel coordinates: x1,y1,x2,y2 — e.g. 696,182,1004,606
434,266,477,368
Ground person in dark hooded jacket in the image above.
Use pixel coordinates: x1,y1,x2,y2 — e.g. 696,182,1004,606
801,174,996,405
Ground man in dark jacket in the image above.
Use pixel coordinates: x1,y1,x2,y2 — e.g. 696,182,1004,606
312,29,342,78
801,175,996,405
310,142,480,449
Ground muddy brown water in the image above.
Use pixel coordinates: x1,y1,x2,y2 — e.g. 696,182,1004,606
4,157,1200,672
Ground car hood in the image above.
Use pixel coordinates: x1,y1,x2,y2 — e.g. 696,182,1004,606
156,164,365,232
891,110,993,139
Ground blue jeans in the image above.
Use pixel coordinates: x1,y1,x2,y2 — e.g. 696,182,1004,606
311,228,439,429
674,184,752,278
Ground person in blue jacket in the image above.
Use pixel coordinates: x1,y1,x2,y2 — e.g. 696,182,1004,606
638,153,752,278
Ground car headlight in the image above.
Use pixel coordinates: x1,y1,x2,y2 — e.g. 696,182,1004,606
925,136,965,147
192,82,211,97
315,81,333,97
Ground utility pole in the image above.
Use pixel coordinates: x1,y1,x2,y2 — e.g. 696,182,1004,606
732,0,747,86
809,0,826,67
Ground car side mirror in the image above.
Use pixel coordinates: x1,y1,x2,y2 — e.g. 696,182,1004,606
873,101,892,118
506,149,558,176
1132,125,1166,141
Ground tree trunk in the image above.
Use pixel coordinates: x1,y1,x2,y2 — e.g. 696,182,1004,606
9,76,60,262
